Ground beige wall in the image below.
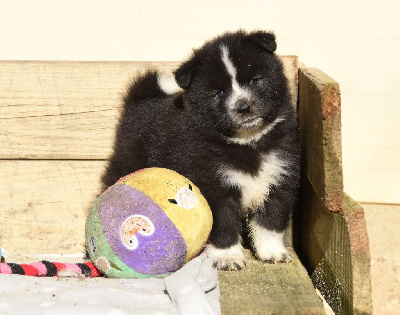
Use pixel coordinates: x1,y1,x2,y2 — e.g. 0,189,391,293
1,0,399,204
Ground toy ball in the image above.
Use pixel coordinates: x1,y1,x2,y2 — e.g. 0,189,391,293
85,168,213,279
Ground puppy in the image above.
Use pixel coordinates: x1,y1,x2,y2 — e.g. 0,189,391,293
102,30,300,270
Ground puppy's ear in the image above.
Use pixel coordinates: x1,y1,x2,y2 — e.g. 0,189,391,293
174,57,197,89
247,31,277,53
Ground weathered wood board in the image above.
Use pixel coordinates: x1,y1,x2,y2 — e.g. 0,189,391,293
219,250,324,314
298,67,343,213
299,67,372,314
0,57,298,160
0,61,178,160
0,160,104,254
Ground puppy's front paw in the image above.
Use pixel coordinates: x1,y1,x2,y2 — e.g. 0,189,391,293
203,243,246,271
257,247,292,264
250,221,292,264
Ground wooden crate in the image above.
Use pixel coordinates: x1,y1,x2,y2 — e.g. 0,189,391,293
0,58,372,314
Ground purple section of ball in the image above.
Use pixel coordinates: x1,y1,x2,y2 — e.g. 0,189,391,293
98,184,187,274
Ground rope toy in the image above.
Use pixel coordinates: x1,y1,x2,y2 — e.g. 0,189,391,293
0,258,101,278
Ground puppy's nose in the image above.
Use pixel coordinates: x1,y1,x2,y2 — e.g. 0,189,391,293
237,102,251,115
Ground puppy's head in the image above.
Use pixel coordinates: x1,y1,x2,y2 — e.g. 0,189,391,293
174,30,291,144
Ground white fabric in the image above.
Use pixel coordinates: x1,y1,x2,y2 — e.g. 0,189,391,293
0,252,220,315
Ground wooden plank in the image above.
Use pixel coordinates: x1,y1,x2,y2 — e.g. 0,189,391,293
283,56,299,113
343,195,373,313
0,160,105,254
219,250,324,314
0,57,298,160
0,61,179,160
298,67,372,314
298,67,343,213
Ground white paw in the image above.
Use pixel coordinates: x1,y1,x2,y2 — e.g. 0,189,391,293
250,221,292,263
203,243,246,270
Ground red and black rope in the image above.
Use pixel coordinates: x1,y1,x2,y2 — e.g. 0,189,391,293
0,260,101,277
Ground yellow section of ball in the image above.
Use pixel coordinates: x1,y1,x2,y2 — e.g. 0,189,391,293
120,168,213,262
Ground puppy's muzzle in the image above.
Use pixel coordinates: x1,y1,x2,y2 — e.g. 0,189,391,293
236,101,251,115
233,100,264,131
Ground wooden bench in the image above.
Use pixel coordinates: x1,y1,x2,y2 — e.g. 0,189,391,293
0,58,372,314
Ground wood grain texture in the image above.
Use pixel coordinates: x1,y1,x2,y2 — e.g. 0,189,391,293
0,160,105,254
299,67,343,213
219,250,324,314
0,57,298,160
299,67,372,314
343,195,373,313
0,61,179,159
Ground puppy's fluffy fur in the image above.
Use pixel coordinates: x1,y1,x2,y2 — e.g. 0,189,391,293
102,30,300,270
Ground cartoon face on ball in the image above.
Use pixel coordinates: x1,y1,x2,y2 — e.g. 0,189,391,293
120,215,155,250
168,184,199,210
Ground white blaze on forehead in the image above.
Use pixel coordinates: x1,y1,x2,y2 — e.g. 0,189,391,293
220,45,250,106
220,45,238,87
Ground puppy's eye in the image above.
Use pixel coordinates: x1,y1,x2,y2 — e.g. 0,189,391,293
249,78,262,85
215,90,225,97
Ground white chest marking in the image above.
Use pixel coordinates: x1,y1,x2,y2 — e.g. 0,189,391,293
219,151,288,210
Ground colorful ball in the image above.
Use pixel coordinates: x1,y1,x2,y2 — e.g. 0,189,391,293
85,168,213,278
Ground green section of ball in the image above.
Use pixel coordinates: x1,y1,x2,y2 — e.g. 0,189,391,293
85,199,166,279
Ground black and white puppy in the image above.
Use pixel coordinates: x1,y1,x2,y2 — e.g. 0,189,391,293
102,30,300,270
